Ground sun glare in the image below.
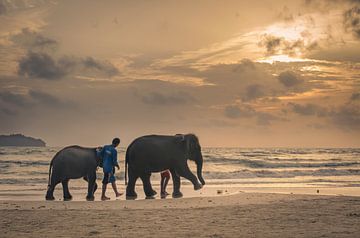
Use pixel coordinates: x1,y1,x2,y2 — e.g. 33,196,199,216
256,54,311,64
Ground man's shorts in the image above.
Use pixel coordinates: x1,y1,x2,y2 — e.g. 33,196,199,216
161,170,171,179
102,172,116,184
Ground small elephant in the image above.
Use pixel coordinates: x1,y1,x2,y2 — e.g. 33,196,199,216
125,133,205,199
45,146,101,201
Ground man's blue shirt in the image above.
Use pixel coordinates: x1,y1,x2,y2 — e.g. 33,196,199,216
100,145,118,173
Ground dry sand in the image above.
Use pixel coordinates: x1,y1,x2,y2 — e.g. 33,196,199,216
1,188,360,238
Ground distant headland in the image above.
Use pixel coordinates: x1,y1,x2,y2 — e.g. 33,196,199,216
0,134,46,147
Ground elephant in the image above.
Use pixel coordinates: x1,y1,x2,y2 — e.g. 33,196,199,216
125,133,205,199
45,146,101,201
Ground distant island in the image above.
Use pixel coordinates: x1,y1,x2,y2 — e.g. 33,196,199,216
0,134,46,147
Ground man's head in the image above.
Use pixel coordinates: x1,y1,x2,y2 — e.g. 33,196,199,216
112,137,120,147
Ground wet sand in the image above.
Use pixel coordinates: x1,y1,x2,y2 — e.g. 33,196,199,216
1,187,360,238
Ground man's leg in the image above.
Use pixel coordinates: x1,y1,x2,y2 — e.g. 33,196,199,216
101,172,110,201
110,174,122,197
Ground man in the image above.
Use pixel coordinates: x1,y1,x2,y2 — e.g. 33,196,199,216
160,170,171,198
99,137,122,201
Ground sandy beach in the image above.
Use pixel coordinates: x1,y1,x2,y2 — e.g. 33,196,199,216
1,186,360,238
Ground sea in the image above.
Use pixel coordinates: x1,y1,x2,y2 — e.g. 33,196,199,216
0,147,359,200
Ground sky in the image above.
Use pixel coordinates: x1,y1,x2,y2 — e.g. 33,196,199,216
0,0,359,147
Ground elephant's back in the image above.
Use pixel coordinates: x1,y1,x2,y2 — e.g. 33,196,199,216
51,146,97,178
129,135,176,151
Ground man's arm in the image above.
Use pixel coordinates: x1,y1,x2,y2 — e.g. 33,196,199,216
113,149,120,169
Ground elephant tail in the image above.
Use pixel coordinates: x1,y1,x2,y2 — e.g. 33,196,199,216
125,148,129,185
47,160,53,188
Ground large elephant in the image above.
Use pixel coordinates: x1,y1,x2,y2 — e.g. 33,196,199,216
125,133,205,199
45,146,101,201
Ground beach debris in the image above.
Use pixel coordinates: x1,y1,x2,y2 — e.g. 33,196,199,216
217,190,223,194
317,189,320,193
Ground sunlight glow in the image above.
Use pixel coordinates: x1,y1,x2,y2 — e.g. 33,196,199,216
256,54,312,64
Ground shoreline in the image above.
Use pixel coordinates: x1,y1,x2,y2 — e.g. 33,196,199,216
0,183,359,202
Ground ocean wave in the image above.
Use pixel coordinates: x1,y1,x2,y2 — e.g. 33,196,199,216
0,160,49,166
203,168,360,179
204,156,360,168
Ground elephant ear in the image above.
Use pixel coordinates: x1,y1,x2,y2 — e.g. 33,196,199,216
183,134,197,160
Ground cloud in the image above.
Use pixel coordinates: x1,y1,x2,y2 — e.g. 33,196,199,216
350,92,360,100
0,107,17,116
141,91,195,106
17,51,120,80
11,28,58,50
18,51,72,80
278,71,304,87
344,5,360,39
289,103,328,117
0,0,6,15
224,104,282,126
0,91,30,107
82,57,119,77
224,105,254,119
28,90,72,108
331,104,360,131
256,112,280,126
242,84,265,101
258,34,318,57
0,89,73,109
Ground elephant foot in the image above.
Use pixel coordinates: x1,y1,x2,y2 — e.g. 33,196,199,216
151,190,157,196
45,195,55,201
86,195,95,201
126,194,137,200
145,195,155,199
172,191,183,198
63,195,73,201
126,190,137,200
194,183,203,190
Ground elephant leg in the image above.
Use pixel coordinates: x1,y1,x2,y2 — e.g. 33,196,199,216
45,176,60,201
86,172,96,201
177,164,203,190
126,168,138,200
84,177,98,193
170,169,182,198
140,173,156,198
62,179,72,201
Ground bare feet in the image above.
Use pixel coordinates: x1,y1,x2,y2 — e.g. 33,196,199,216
115,192,123,197
101,196,110,201
161,191,169,199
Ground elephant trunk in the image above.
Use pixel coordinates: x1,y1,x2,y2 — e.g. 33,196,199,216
196,158,205,185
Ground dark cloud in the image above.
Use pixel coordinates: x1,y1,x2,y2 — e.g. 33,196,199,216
28,90,72,107
0,91,30,107
278,71,304,87
242,84,265,101
11,28,58,50
331,104,360,131
141,91,195,106
344,5,360,39
256,112,280,126
224,105,254,119
18,51,71,80
259,35,282,55
0,107,17,116
0,0,6,15
224,104,281,126
258,34,318,56
17,52,120,80
289,103,328,117
350,92,360,100
0,89,73,109
82,57,119,77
